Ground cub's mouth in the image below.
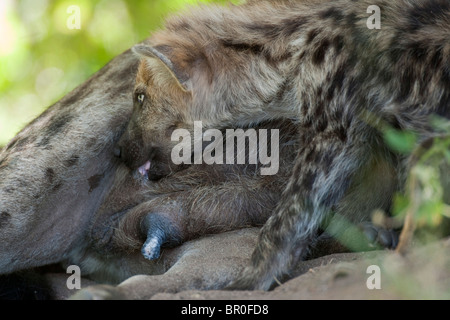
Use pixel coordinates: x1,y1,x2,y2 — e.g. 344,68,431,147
115,142,180,181
136,158,176,181
137,159,161,181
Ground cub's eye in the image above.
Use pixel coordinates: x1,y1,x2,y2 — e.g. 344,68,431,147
137,93,145,105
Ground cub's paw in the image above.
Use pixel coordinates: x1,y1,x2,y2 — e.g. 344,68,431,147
359,221,399,250
140,213,182,260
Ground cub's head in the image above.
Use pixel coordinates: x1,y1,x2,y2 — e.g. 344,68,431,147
116,39,225,180
116,44,195,180
115,4,300,180
116,10,286,180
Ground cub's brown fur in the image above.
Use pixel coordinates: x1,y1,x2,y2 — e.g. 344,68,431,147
90,118,299,265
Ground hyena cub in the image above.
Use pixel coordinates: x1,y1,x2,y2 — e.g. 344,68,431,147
98,119,299,262
117,0,449,290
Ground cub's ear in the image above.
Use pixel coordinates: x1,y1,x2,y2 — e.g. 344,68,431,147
132,44,191,92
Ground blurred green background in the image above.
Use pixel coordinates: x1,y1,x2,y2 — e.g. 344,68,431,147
0,0,238,146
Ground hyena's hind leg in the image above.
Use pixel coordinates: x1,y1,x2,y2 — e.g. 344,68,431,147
227,127,384,290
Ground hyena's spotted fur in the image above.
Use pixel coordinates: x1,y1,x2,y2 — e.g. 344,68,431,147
122,0,449,290
0,49,137,275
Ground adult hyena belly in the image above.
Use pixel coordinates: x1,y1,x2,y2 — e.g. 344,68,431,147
0,49,138,274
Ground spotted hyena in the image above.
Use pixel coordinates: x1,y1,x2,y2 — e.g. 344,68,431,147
0,44,302,298
118,0,449,290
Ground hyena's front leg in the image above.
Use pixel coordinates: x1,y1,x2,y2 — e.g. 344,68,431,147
228,129,374,290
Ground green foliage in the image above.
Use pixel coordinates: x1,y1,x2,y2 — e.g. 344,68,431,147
0,0,240,146
333,119,449,249
390,122,450,240
383,128,417,154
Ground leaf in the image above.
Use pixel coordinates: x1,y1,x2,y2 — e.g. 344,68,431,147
416,200,443,227
383,129,417,154
392,193,410,218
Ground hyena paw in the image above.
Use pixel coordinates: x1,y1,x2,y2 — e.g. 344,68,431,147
359,222,399,250
140,213,182,260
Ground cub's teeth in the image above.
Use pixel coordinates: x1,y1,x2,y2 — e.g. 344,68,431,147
137,160,151,176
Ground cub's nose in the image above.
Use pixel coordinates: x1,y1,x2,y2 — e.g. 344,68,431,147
113,146,122,158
